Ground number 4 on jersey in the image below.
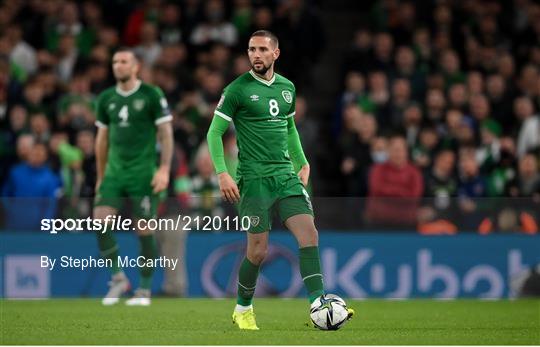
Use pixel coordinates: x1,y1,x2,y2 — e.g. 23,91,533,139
118,105,129,127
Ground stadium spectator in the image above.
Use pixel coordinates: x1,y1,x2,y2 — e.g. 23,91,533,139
424,150,458,201
122,0,162,47
340,106,373,196
392,45,425,101
6,24,37,76
366,135,423,228
411,125,439,170
457,147,487,229
159,3,183,45
29,112,51,143
250,7,275,36
506,152,540,198
55,34,83,83
402,103,422,147
134,22,162,67
45,1,95,57
515,96,540,157
76,130,96,200
190,0,238,48
2,142,62,230
447,83,468,112
274,0,324,86
388,78,412,128
189,142,224,219
294,96,318,176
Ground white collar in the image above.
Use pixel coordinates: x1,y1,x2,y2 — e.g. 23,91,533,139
116,79,142,97
249,70,275,86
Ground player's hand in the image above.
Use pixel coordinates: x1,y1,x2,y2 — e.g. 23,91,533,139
151,166,170,193
218,172,240,203
298,164,310,186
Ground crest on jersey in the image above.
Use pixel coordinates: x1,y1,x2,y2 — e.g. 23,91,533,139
108,103,116,110
217,94,225,109
250,95,259,102
282,90,293,103
250,216,260,227
133,99,145,111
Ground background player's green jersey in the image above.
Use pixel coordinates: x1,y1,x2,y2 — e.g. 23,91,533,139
95,80,172,174
215,71,297,179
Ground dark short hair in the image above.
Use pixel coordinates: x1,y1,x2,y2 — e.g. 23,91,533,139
113,47,140,61
250,30,279,48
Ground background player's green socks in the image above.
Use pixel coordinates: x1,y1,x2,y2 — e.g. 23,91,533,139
299,246,324,303
139,234,158,290
96,228,121,274
237,257,260,306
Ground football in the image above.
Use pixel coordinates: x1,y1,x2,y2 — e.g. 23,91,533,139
310,294,351,330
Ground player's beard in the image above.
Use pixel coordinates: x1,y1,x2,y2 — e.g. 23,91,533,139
252,61,272,75
115,74,131,83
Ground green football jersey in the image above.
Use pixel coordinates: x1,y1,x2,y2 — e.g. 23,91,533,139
95,80,172,174
215,70,296,179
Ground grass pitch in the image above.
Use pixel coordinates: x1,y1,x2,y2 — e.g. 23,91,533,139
1,298,538,345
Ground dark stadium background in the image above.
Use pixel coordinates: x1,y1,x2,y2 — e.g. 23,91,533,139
0,0,539,301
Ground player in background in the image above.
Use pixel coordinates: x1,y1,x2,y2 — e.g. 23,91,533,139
93,48,173,306
207,30,354,330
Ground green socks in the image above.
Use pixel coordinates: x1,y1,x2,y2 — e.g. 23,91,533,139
235,247,324,305
96,225,158,290
237,257,260,306
138,235,158,290
299,246,324,303
96,228,121,274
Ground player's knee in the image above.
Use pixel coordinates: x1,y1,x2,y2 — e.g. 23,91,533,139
247,245,267,265
299,226,319,248
136,221,155,236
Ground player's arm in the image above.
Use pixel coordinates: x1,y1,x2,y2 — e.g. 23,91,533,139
152,121,174,193
207,89,240,203
95,126,108,191
151,87,174,193
94,94,109,192
207,115,240,203
287,114,310,186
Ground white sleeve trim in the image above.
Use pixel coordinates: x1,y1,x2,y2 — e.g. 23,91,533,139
95,120,108,128
155,115,173,125
215,110,232,121
286,111,296,118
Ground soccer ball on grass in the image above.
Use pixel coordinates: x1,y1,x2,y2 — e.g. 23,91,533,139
309,294,351,330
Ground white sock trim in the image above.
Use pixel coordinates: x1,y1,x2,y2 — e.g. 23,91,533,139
302,273,322,281
237,281,256,290
235,304,253,312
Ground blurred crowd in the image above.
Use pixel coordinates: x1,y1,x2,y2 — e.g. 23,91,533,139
0,0,323,223
0,0,539,233
335,0,540,232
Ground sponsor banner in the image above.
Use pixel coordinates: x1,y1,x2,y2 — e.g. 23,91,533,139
188,232,540,299
1,232,538,298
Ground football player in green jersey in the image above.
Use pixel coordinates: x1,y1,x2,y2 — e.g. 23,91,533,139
207,30,354,330
93,48,173,306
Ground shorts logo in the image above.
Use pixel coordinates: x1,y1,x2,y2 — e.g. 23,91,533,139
217,94,225,109
250,216,260,227
282,90,292,104
133,99,145,111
